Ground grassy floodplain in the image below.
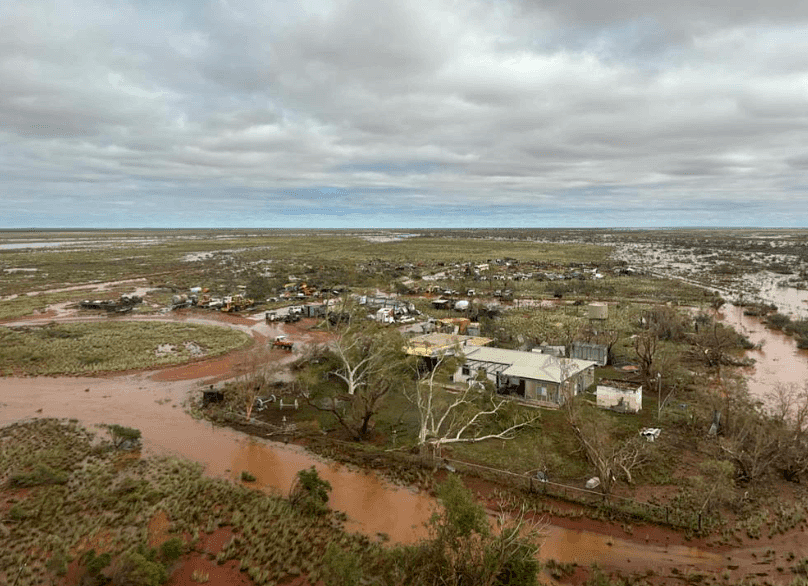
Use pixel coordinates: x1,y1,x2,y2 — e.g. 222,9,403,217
0,321,251,375
0,230,610,294
0,418,372,586
1,419,542,586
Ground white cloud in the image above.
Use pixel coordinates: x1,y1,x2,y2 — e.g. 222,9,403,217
1,0,807,226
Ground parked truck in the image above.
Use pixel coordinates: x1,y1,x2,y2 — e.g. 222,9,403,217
271,336,294,351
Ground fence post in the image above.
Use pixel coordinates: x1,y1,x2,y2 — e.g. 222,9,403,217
665,507,669,524
698,513,702,533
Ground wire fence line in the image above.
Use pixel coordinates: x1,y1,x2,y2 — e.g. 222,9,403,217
308,435,704,531
437,456,703,531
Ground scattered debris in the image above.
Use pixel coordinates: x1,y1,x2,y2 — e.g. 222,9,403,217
640,428,662,442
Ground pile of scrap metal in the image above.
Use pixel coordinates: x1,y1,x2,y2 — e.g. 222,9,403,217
171,293,195,310
280,281,318,300
80,294,142,313
327,311,351,326
173,290,255,312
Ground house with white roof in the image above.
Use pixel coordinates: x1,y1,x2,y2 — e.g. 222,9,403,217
453,346,596,407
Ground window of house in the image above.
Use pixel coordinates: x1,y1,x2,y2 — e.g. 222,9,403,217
461,365,470,376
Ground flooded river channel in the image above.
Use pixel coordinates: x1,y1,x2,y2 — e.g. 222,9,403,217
0,375,435,543
718,304,808,405
0,365,734,572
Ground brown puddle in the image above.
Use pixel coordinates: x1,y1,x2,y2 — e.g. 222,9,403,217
539,525,723,571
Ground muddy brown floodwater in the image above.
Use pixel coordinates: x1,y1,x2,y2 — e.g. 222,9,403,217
718,304,808,405
540,526,723,573
0,375,435,543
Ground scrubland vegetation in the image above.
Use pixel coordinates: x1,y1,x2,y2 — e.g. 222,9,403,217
0,321,250,375
1,419,542,586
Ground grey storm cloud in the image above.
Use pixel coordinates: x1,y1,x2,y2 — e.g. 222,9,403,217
1,0,808,227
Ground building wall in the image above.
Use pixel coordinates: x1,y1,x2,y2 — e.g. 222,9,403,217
596,385,643,412
454,364,569,405
454,357,596,406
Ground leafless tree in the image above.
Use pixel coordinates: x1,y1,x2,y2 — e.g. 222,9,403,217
633,331,658,390
563,393,650,498
719,415,780,482
230,345,278,421
687,322,744,379
405,352,540,455
303,323,409,440
767,382,808,481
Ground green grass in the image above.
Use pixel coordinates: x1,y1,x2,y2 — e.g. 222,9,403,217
0,321,251,375
0,290,90,320
448,407,589,480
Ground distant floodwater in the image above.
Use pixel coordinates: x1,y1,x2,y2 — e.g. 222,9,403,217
0,238,162,250
0,241,72,249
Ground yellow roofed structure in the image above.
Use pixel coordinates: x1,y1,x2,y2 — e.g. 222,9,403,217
404,332,493,358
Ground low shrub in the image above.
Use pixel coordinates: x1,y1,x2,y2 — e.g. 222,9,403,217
289,467,332,516
111,549,168,586
10,463,68,487
106,424,142,450
160,537,184,563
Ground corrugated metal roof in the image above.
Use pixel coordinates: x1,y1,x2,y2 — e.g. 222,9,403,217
404,333,493,357
464,347,595,383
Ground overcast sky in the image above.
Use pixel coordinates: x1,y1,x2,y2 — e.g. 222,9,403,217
2,0,808,228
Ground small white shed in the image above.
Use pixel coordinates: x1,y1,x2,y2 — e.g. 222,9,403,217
596,382,642,413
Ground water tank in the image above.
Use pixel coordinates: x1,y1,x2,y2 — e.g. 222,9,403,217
588,302,608,320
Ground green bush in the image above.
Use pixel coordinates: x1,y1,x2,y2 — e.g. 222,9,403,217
384,475,541,586
8,504,29,521
159,538,184,563
112,549,168,586
106,424,142,450
321,541,362,586
83,550,112,576
767,313,792,330
240,470,256,482
289,467,332,516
